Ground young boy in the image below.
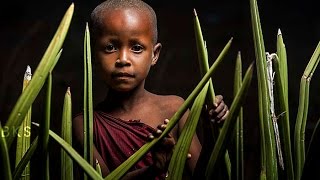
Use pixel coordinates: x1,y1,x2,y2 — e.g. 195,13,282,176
73,0,229,179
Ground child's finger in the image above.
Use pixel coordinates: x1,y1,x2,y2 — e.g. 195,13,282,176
148,133,155,140
187,153,192,159
159,124,167,131
155,129,163,136
214,95,223,107
218,110,229,123
214,102,225,114
216,105,228,119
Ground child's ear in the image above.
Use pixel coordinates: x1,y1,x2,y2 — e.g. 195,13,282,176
151,43,162,66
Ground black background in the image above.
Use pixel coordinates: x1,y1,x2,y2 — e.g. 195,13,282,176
1,0,319,179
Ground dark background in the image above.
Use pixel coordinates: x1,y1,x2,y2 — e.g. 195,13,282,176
0,0,319,179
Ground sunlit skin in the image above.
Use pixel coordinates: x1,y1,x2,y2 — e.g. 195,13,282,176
73,6,229,179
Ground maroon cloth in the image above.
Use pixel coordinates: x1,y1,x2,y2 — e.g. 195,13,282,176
93,110,166,179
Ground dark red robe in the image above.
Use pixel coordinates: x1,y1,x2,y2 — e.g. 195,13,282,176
93,110,166,179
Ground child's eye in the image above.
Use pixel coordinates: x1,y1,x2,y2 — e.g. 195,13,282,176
131,45,143,53
104,44,117,53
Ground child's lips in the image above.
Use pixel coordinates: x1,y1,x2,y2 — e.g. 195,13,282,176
111,72,135,79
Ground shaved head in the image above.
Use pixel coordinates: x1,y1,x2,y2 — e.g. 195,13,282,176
90,0,158,43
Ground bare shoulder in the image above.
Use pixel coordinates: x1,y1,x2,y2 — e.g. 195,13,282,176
150,93,185,115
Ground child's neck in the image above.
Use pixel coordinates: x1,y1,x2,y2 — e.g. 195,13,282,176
105,87,149,112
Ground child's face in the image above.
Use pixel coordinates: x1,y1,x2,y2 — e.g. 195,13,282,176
94,8,161,92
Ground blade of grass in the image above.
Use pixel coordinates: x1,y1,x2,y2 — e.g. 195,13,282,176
86,23,94,166
234,51,244,180
193,9,231,179
13,137,38,180
39,49,62,180
105,38,233,180
83,20,88,180
273,49,294,180
5,3,74,148
32,122,103,180
193,9,215,101
96,159,103,176
294,41,320,180
167,82,209,180
61,87,73,180
15,66,32,180
276,29,288,97
205,63,254,180
274,29,294,180
83,22,93,168
42,70,52,180
0,122,12,180
249,0,278,178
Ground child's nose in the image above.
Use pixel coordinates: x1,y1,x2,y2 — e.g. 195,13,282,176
119,48,129,61
116,50,131,66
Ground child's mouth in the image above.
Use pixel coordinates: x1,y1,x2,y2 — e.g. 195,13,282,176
112,72,135,79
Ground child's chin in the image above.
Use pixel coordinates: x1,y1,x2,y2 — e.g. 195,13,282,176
112,86,134,92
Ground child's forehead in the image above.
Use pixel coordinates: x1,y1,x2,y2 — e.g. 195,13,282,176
97,8,154,41
103,7,148,20
100,8,153,31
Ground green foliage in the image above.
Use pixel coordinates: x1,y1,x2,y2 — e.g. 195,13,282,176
2,1,320,180
250,0,320,180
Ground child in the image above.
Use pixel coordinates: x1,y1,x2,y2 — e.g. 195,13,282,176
73,0,229,179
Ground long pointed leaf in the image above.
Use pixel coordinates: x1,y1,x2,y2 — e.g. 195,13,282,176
32,123,103,180
13,137,38,180
61,87,73,180
205,63,254,180
83,20,89,180
15,66,32,180
5,3,74,148
167,82,209,180
273,50,294,180
249,0,278,178
0,122,12,180
234,51,244,180
83,23,94,169
193,9,230,179
294,41,320,180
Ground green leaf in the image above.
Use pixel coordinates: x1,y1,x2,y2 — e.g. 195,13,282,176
294,41,320,180
15,66,32,180
83,22,94,168
61,87,73,180
0,122,12,180
249,0,278,178
167,82,209,180
13,137,38,180
273,41,294,180
233,51,244,180
32,123,103,180
5,3,74,148
96,159,103,176
205,63,254,180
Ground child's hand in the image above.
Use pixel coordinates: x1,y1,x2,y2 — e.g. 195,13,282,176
207,95,229,124
148,119,175,172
